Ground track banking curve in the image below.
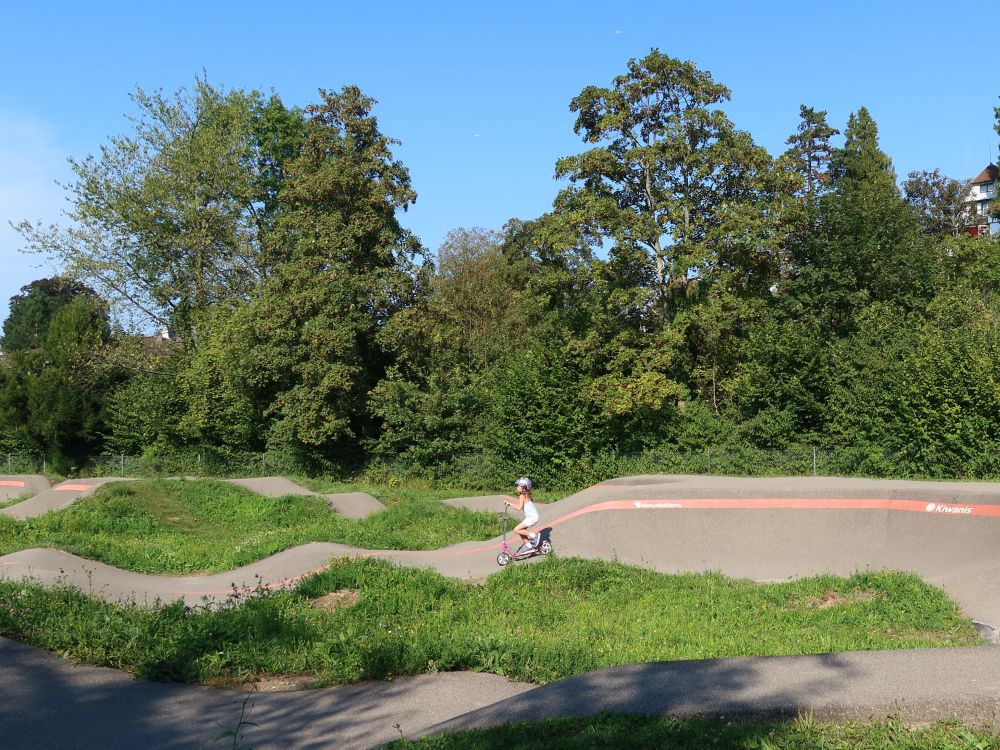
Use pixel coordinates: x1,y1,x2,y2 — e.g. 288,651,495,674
1,473,1000,749
3,473,999,631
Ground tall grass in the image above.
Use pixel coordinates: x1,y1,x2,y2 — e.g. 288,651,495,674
0,558,979,686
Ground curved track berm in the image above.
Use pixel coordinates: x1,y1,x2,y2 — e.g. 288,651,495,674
3,474,999,629
0,475,385,520
2,473,1000,749
0,474,52,504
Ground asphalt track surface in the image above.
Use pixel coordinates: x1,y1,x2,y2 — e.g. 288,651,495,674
2,474,1000,749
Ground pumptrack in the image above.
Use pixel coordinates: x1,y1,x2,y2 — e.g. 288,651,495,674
2,473,1000,749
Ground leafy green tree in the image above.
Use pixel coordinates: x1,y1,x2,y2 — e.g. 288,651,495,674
369,225,543,468
932,233,1000,302
0,358,33,455
554,49,783,323
368,368,483,469
903,169,971,237
729,312,834,443
228,87,422,457
776,106,840,285
503,213,688,445
104,371,187,454
827,296,1000,476
547,49,800,436
173,308,268,451
16,78,302,344
434,227,533,368
829,107,894,184
501,214,596,324
475,342,619,481
2,295,120,470
1,277,97,352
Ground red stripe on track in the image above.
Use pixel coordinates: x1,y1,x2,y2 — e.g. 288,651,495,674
387,496,1000,560
55,484,93,492
0,481,24,487
544,497,1000,528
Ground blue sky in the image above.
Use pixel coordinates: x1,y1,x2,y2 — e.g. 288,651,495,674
1,0,996,325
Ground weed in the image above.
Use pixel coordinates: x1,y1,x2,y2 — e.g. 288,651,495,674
214,689,259,750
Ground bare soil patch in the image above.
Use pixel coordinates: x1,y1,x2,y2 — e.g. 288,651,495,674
310,589,360,612
808,590,878,609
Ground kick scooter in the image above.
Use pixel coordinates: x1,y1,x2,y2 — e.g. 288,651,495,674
496,502,553,566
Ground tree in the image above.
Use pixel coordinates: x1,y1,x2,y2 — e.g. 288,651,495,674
104,371,186,454
433,227,532,368
729,311,834,442
827,296,1000,476
782,105,839,211
829,107,894,184
16,78,303,343
554,49,783,323
1,277,98,352
993,97,1000,221
368,227,526,467
227,87,422,456
789,107,933,332
903,169,971,237
0,294,120,470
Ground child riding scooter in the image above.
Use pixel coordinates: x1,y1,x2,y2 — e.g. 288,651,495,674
497,476,552,566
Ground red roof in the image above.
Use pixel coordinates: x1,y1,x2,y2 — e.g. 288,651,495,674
971,164,998,184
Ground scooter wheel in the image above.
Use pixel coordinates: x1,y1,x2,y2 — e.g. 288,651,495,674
540,540,553,555
497,552,512,566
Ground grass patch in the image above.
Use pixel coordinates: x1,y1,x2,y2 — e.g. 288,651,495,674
384,713,1000,749
0,490,36,509
0,557,979,686
0,479,503,574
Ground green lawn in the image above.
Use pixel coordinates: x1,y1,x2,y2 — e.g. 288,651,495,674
0,557,979,686
0,478,502,573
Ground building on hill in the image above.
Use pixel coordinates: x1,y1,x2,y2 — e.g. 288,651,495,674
965,163,998,236
140,325,180,354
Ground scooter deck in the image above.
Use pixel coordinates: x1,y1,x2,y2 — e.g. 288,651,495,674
512,548,542,560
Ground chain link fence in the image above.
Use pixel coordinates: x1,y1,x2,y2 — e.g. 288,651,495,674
4,446,1000,489
2,453,46,475
1,450,322,479
350,445,1000,491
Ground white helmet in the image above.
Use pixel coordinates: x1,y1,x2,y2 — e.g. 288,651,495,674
515,476,533,490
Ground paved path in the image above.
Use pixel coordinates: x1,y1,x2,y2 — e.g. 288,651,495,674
3,473,1000,748
424,646,1000,737
225,476,386,518
0,636,533,750
0,476,125,519
3,637,1000,749
0,474,50,504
